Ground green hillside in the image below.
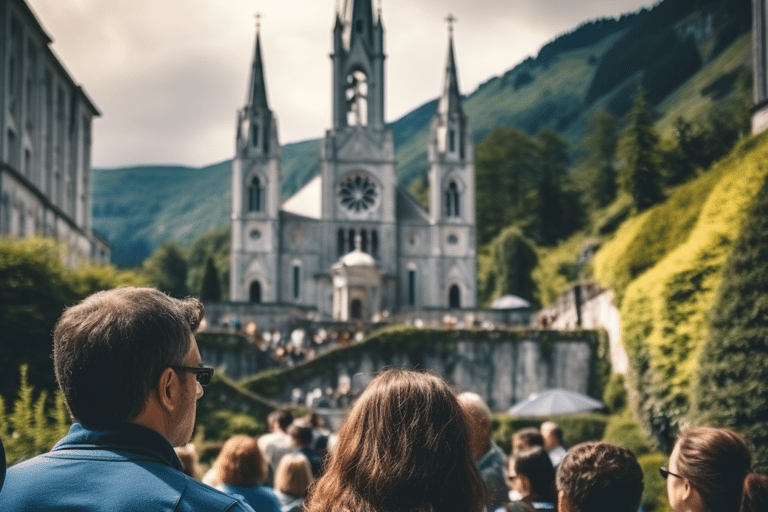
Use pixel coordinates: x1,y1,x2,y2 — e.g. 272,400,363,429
92,0,750,267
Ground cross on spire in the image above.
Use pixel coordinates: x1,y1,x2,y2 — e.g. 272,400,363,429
445,13,457,36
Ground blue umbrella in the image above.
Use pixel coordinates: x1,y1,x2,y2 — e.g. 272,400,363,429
507,389,606,417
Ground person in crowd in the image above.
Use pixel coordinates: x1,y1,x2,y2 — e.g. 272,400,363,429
288,423,323,476
556,441,643,512
273,453,314,512
459,391,509,511
259,409,296,485
663,426,768,512
1,287,253,512
305,368,484,512
540,421,567,468
213,435,282,512
512,427,545,455
300,411,330,451
501,446,557,512
175,442,203,480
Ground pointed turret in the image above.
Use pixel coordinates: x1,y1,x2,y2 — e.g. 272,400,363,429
437,30,463,119
247,30,270,110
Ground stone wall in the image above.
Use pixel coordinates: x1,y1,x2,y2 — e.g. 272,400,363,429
241,330,600,413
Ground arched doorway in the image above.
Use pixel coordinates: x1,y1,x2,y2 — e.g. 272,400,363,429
249,281,262,303
350,299,363,320
449,285,461,309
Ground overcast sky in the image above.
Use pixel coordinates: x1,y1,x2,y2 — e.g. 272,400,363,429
27,0,659,169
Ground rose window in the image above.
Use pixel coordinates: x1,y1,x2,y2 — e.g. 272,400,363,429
338,174,378,213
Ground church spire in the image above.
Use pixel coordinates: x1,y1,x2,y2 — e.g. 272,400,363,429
247,15,269,110
349,0,375,48
437,14,463,118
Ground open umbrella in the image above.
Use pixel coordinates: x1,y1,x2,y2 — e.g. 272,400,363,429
507,389,606,417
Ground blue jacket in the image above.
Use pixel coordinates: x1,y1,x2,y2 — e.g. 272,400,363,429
1,422,255,512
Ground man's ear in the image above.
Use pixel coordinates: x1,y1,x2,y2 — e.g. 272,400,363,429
558,490,572,512
155,367,177,413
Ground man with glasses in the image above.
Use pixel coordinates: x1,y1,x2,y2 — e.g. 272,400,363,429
2,287,255,512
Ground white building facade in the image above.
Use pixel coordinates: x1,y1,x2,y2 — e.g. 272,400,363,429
231,0,475,320
0,0,109,263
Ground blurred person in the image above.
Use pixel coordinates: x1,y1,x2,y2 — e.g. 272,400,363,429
501,446,556,512
540,421,567,468
459,391,509,511
288,423,322,476
512,427,544,455
305,368,484,512
213,435,282,512
556,441,643,512
175,442,203,480
1,287,253,512
259,409,295,485
274,453,314,512
664,426,768,512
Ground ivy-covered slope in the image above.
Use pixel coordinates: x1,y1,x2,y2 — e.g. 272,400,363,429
593,131,768,449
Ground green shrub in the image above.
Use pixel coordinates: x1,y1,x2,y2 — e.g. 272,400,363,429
492,413,608,455
637,452,673,512
603,373,627,413
692,173,768,472
595,133,768,450
602,410,654,457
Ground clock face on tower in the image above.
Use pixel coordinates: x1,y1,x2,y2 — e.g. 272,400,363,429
337,172,379,215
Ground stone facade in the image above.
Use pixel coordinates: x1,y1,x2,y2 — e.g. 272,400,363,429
0,0,109,263
230,0,475,320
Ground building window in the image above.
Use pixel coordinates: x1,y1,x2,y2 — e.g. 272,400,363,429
445,181,460,218
360,229,368,253
338,229,345,256
249,229,261,240
248,176,263,212
249,281,262,303
449,129,456,153
371,230,379,257
348,229,355,252
252,123,259,147
408,270,416,306
293,265,301,299
345,70,368,126
449,285,461,309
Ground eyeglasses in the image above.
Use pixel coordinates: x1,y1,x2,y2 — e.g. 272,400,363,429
170,365,214,386
659,467,684,480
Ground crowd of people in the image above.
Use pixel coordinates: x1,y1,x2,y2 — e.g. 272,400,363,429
1,286,767,512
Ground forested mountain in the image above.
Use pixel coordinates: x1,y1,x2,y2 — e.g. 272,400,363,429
92,0,751,268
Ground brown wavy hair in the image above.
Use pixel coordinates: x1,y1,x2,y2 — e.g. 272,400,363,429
212,435,269,487
305,368,484,512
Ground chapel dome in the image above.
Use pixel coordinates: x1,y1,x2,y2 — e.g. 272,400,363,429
338,249,376,267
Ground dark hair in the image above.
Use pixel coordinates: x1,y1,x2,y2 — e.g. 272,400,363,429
53,287,203,425
288,424,314,447
541,421,563,443
305,368,484,512
556,441,643,512
514,446,556,503
269,409,294,432
513,427,544,452
213,435,269,486
675,426,768,512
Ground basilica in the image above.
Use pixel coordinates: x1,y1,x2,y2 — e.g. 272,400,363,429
230,0,476,321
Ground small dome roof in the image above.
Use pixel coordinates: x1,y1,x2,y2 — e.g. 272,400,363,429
490,294,531,309
338,249,376,267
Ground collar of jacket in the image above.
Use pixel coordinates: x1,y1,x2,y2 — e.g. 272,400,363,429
51,422,184,471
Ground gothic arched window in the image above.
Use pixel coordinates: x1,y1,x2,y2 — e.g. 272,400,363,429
248,176,264,212
445,181,460,218
346,70,368,126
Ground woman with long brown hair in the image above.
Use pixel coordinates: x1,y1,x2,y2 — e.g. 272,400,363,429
305,368,485,512
663,426,768,512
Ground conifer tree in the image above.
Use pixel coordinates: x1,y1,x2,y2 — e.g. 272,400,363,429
200,257,222,302
621,89,663,211
692,174,768,472
142,242,189,298
585,111,619,207
490,226,539,305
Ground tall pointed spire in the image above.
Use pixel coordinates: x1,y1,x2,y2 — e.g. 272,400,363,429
349,0,375,48
247,14,269,110
437,14,463,118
